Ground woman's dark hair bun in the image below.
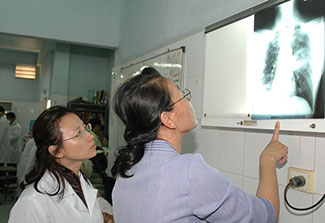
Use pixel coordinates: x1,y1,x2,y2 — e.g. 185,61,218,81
112,67,172,177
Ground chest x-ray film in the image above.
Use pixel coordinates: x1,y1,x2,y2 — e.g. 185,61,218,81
248,0,324,119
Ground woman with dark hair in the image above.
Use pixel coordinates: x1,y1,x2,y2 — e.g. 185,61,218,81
8,106,108,222
112,67,288,222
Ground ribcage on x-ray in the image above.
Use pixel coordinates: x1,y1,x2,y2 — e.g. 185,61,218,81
262,25,313,110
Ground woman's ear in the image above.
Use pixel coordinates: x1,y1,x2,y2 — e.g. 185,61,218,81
48,145,63,159
160,111,176,129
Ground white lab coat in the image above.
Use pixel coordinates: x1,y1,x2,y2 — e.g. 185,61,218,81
0,115,10,163
8,120,22,164
16,138,37,184
9,170,104,223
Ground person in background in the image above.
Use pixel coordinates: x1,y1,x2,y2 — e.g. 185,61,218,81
102,134,109,148
9,106,110,223
99,134,115,206
80,117,102,175
6,112,22,166
98,112,106,136
85,118,105,193
111,67,288,222
89,118,102,147
101,134,111,161
82,119,114,207
16,137,37,190
0,105,10,165
80,118,100,179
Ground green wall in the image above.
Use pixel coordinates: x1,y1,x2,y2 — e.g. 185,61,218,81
0,44,114,103
0,49,39,101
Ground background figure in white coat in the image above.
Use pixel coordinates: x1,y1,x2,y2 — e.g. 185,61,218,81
16,137,37,191
6,112,22,165
9,106,109,223
0,105,10,165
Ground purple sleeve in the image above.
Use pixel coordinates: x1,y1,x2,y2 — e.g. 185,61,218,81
187,154,275,223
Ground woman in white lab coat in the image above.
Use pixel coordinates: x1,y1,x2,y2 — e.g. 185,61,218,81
9,106,105,223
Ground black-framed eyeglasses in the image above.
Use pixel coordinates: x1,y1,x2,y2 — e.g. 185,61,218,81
62,123,92,142
166,88,192,110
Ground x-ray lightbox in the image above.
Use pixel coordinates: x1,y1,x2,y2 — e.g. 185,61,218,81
202,0,325,132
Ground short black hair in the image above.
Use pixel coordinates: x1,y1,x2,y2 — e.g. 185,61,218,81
6,112,15,119
89,118,101,128
0,106,4,113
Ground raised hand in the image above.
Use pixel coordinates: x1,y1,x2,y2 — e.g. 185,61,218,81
261,121,288,165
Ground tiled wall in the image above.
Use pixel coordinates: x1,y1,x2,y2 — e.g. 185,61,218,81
183,124,325,222
176,31,325,223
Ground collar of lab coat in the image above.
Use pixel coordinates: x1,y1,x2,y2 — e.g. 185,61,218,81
39,170,98,216
10,120,18,126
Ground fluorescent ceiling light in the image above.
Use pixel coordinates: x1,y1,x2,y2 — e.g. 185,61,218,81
15,65,36,79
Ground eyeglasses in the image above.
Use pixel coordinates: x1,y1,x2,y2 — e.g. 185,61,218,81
62,123,92,142
166,88,192,110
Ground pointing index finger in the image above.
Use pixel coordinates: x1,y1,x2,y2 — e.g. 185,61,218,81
272,121,280,141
